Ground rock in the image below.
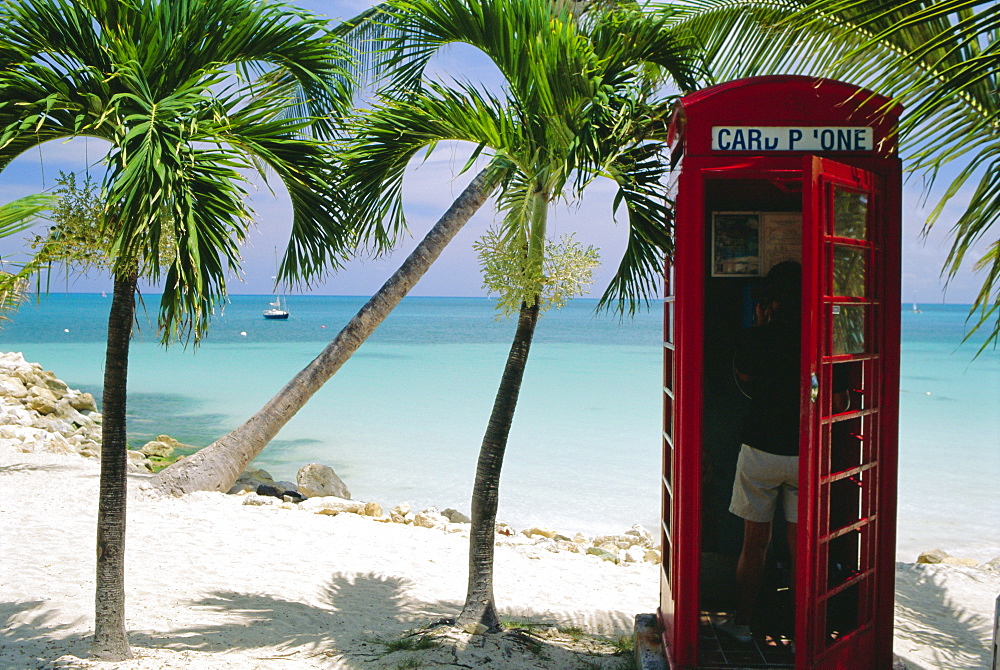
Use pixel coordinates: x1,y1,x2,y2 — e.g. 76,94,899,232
282,491,306,503
915,549,978,567
140,440,175,459
0,376,28,398
68,392,98,412
296,463,350,499
0,425,76,455
153,434,181,448
442,508,471,524
362,501,382,517
984,556,1000,571
916,548,950,564
41,374,69,395
126,450,153,473
25,387,58,415
300,496,365,515
586,546,619,563
414,508,449,529
36,415,74,437
52,401,89,428
949,557,979,567
256,484,283,499
624,545,646,563
228,467,275,494
72,423,102,444
643,549,661,564
390,502,411,523
495,523,514,536
522,526,557,539
624,524,654,547
556,541,583,554
152,435,198,453
594,535,625,550
275,480,299,494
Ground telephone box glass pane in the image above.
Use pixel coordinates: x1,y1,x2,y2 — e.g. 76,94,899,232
833,188,868,239
833,246,866,297
833,304,866,354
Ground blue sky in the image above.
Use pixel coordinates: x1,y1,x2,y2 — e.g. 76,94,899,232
0,0,987,305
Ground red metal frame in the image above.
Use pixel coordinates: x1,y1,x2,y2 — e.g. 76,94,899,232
661,76,901,670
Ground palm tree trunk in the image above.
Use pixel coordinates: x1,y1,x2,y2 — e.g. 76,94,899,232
457,300,540,632
150,164,501,496
91,272,136,661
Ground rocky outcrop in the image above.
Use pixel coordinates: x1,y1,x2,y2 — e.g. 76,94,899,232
0,352,195,474
0,352,104,459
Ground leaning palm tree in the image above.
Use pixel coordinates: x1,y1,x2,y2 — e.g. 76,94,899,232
0,0,356,660
150,160,504,495
336,0,699,630
667,0,999,346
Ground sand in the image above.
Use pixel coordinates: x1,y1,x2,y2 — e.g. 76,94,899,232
1,447,997,670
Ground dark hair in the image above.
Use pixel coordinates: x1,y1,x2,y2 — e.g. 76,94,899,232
762,261,801,312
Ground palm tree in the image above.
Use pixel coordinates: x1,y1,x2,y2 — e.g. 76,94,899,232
334,0,699,630
0,0,356,659
667,0,999,346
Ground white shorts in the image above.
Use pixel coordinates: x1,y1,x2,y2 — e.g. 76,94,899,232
729,444,799,523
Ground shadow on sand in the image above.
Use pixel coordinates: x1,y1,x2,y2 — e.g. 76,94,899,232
893,562,992,669
2,571,633,668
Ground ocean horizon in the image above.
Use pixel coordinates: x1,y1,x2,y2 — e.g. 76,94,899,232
1,293,997,562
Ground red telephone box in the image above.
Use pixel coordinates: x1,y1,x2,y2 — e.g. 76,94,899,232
659,76,902,669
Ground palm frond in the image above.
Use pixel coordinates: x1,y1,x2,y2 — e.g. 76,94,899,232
340,82,526,247
0,194,56,238
0,0,359,343
597,141,675,313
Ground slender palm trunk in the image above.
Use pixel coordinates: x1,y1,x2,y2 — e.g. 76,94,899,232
91,272,137,661
151,165,500,496
457,300,540,632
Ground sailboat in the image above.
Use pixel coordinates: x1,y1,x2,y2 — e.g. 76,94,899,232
911,292,922,314
263,250,290,320
262,295,289,319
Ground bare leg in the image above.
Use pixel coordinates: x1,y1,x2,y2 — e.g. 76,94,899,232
735,519,772,626
785,521,797,596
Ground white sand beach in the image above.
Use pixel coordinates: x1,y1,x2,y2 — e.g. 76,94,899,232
1,446,997,670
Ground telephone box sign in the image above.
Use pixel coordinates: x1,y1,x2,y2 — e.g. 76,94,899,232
712,125,874,152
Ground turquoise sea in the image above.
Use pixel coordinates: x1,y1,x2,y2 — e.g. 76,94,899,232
1,295,997,562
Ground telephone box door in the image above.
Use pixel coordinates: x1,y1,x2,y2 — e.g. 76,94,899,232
799,156,899,669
